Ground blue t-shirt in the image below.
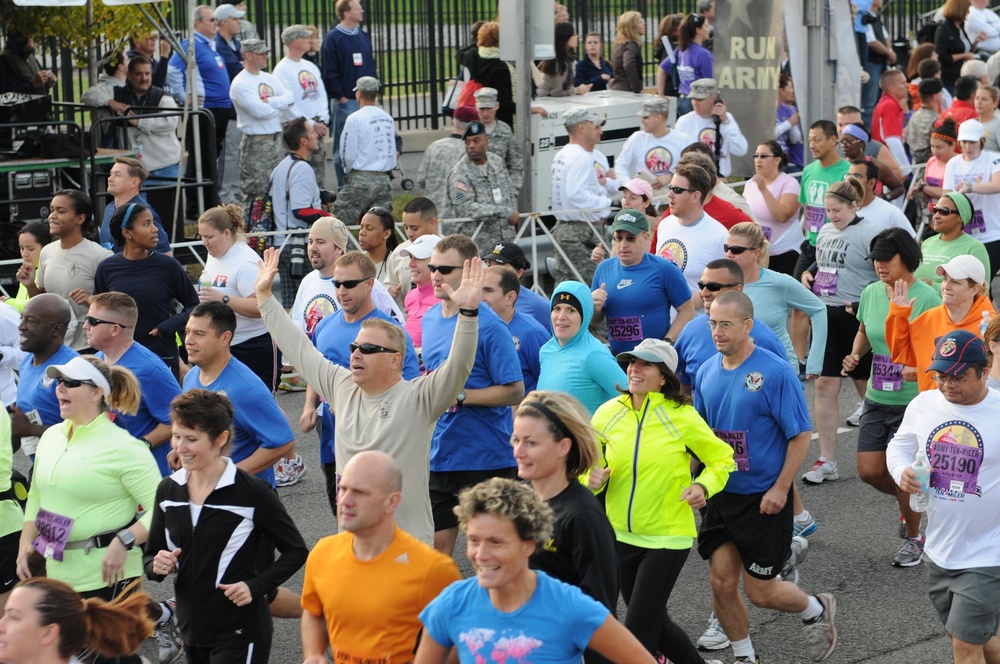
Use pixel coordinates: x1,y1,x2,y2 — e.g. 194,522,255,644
183,357,294,487
17,345,80,428
519,285,553,333
311,307,420,464
592,254,692,355
694,347,812,494
420,572,608,664
422,303,523,471
100,193,171,253
506,310,549,395
675,313,787,387
99,342,180,476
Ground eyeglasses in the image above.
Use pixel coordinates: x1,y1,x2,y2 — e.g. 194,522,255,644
723,244,753,255
668,186,693,195
752,153,776,159
933,206,958,216
427,264,462,275
707,318,751,331
85,316,128,328
932,371,974,385
332,278,370,289
698,281,740,292
349,342,400,355
54,377,97,389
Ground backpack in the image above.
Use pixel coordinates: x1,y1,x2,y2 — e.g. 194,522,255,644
456,78,484,110
244,195,273,254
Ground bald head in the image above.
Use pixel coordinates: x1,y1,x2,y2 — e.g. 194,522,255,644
344,450,403,495
713,290,754,320
25,293,72,327
20,293,72,356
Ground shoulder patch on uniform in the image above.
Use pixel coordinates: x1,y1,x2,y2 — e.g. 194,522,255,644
455,181,470,192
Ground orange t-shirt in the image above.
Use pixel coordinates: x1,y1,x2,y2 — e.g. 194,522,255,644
301,526,461,664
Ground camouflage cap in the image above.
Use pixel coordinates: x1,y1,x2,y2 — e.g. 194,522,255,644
241,39,270,55
281,25,313,45
563,107,604,128
688,78,718,100
353,76,380,93
474,87,499,108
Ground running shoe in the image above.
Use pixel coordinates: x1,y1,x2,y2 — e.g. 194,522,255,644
780,536,809,585
802,460,839,484
278,375,307,392
156,599,183,664
275,454,307,487
892,536,924,568
697,612,730,650
846,402,863,427
734,657,761,664
803,593,838,662
793,514,817,538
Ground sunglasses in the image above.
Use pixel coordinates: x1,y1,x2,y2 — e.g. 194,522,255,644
367,206,393,220
752,153,776,159
932,206,958,216
332,278,370,289
55,377,96,389
427,264,462,275
85,316,128,328
723,244,753,255
668,186,693,195
350,342,399,355
698,281,740,292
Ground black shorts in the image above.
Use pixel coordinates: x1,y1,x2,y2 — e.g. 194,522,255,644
0,531,18,591
792,240,816,280
429,467,518,531
698,488,793,580
184,636,272,664
856,398,908,453
822,305,872,379
231,332,280,393
768,251,799,276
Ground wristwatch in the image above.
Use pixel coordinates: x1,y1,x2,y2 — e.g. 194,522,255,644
456,391,466,406
116,529,136,550
222,295,230,304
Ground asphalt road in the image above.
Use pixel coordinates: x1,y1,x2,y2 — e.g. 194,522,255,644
121,377,957,664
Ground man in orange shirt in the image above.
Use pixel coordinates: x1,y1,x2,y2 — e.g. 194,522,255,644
301,451,461,664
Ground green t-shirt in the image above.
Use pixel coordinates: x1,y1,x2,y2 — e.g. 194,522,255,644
799,158,851,246
914,234,992,292
857,278,941,406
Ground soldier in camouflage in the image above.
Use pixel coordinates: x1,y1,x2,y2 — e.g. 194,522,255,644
474,87,524,199
444,121,519,252
417,105,479,212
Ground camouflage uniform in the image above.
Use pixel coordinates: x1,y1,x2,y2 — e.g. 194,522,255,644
444,152,516,252
486,120,524,198
552,220,605,286
332,170,392,225
417,135,465,212
240,133,286,200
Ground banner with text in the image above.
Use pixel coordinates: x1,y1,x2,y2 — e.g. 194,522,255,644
713,0,785,178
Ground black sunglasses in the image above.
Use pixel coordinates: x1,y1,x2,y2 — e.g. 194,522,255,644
668,186,693,195
55,377,96,389
350,342,399,355
367,206,393,220
85,315,128,328
723,244,753,255
698,281,740,292
752,153,776,159
332,278,370,289
427,264,462,275
933,206,958,216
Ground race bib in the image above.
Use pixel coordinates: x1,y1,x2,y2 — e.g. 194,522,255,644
931,441,981,494
352,52,363,66
805,206,826,233
812,267,838,297
965,209,986,235
871,354,903,391
33,509,74,562
20,408,42,456
492,187,503,203
607,316,643,342
761,225,772,242
713,429,749,471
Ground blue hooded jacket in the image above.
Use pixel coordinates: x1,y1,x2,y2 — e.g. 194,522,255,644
536,281,627,414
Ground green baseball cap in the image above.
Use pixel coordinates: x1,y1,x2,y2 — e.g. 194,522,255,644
610,209,648,235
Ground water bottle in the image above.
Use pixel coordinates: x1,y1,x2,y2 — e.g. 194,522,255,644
981,311,991,337
910,454,931,513
198,275,212,292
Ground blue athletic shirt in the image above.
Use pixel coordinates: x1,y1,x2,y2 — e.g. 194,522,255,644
311,308,420,465
99,342,181,476
183,357,294,488
422,302,523,471
17,344,80,428
420,571,608,664
592,254,692,355
675,313,787,387
519,285,553,333
506,310,549,394
694,347,812,494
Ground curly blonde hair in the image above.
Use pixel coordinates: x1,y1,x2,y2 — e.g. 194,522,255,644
455,478,554,543
615,10,644,45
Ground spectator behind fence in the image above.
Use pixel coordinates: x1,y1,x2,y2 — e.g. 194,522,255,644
127,31,171,90
775,74,804,169
214,3,246,207
274,25,331,185
576,32,613,91
657,14,712,115
610,11,645,94
537,22,590,97
0,31,56,96
935,0,981,94
458,22,514,127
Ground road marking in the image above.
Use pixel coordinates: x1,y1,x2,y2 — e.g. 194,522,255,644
811,427,851,440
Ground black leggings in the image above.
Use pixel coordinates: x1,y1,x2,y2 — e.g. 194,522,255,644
617,542,706,664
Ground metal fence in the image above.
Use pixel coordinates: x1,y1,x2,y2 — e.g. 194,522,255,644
15,0,991,130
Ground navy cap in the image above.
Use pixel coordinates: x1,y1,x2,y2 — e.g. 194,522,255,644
927,330,989,376
463,121,486,139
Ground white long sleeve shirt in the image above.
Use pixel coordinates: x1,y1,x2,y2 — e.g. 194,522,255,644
673,111,749,177
272,56,330,124
229,69,294,135
551,143,622,222
967,6,1000,53
339,104,397,172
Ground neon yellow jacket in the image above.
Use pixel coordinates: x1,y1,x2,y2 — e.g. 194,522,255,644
590,392,735,549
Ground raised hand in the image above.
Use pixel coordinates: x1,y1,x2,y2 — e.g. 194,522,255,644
441,258,485,310
886,279,915,309
254,247,281,300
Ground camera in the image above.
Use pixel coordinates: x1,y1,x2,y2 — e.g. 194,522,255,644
860,13,878,25
319,189,337,205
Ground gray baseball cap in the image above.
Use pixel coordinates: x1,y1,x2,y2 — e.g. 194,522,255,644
563,107,605,128
241,39,270,55
353,76,380,92
281,25,312,45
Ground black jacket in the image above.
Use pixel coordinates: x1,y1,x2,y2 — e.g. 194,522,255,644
144,460,308,648
935,21,972,92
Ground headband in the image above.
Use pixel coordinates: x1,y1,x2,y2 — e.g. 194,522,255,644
943,191,974,224
119,203,138,232
828,190,857,204
930,130,956,144
841,124,869,143
522,401,572,442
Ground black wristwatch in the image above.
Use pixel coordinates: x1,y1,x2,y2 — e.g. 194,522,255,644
222,295,230,304
456,390,466,406
116,529,136,550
